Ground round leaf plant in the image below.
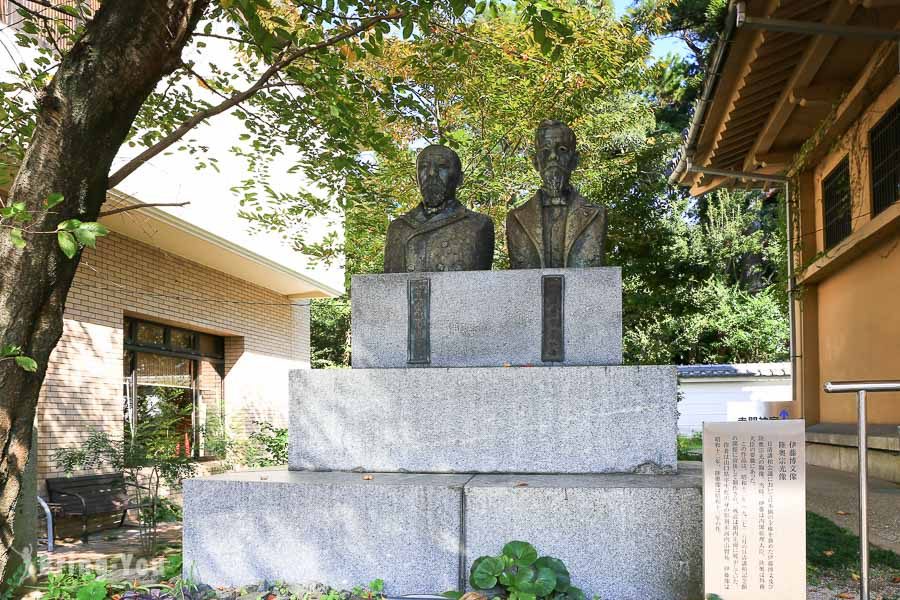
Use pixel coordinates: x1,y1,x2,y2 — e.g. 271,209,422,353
445,541,585,600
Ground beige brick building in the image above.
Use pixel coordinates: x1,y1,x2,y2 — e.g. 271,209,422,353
37,192,339,487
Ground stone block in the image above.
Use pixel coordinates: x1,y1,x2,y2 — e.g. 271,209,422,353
463,465,704,600
182,470,468,593
351,268,622,368
290,365,677,474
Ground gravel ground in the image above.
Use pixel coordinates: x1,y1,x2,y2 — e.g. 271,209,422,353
806,566,900,599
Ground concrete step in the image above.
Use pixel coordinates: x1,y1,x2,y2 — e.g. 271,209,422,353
289,365,678,474
182,466,703,600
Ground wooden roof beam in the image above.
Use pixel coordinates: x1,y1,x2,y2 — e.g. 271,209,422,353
790,83,852,107
740,0,859,173
754,150,800,167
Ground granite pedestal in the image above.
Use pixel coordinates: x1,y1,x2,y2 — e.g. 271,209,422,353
289,365,677,474
351,268,622,368
183,267,703,596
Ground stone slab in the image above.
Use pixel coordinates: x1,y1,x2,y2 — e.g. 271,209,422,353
289,365,677,473
182,469,469,592
463,465,704,600
351,268,622,368
182,468,704,597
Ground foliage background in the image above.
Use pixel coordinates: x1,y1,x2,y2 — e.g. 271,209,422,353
298,0,789,368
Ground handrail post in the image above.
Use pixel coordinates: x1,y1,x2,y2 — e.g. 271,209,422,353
824,380,900,600
857,389,869,600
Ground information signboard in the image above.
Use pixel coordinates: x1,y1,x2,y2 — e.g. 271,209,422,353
703,419,806,599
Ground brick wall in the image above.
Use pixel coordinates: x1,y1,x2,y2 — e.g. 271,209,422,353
38,231,310,485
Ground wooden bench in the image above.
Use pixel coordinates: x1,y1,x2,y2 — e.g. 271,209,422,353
46,473,151,542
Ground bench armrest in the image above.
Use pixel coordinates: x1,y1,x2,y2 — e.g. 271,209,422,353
52,490,87,514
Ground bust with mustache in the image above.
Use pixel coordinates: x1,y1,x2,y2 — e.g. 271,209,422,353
506,120,608,269
384,144,494,273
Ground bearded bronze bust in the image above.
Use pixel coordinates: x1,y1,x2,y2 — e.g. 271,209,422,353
384,145,494,273
506,120,607,269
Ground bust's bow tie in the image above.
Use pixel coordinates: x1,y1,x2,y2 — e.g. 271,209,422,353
542,196,567,207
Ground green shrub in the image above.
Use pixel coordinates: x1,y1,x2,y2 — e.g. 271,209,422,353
241,421,288,467
677,433,703,461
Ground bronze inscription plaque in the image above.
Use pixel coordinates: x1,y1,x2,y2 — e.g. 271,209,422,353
407,278,431,364
542,275,565,362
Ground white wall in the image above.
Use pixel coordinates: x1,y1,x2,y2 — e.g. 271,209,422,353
677,378,792,435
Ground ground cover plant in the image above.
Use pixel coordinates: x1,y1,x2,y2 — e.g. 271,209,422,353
446,541,584,600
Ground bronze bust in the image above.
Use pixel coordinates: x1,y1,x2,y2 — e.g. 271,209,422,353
506,120,607,269
384,145,494,273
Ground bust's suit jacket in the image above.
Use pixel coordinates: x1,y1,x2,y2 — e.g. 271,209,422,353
506,189,607,269
384,200,494,273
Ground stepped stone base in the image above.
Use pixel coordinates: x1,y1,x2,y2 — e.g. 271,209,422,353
182,466,703,599
289,366,678,474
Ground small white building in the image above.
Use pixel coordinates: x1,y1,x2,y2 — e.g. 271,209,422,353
676,363,792,435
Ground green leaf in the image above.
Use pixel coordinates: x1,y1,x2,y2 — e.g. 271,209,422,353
56,218,81,231
45,192,64,208
74,228,97,248
513,566,536,592
441,592,463,599
14,356,37,372
78,222,109,235
561,586,585,600
502,541,538,566
534,557,570,592
1,344,22,357
470,555,504,589
57,230,77,258
74,222,108,248
532,567,556,596
9,228,25,249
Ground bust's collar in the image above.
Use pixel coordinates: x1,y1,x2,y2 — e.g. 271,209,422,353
406,197,465,224
538,187,579,208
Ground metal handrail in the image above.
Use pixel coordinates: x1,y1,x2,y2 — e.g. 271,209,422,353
824,379,900,600
36,496,53,553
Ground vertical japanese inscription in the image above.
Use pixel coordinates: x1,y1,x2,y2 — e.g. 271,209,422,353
407,278,431,364
541,275,565,362
704,420,806,599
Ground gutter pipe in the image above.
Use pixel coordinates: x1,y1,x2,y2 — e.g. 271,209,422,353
667,1,739,186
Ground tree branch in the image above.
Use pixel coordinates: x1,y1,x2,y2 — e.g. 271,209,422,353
107,11,403,190
194,31,262,48
98,201,189,217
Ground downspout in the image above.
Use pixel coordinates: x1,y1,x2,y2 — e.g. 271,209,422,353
668,2,739,186
784,180,798,415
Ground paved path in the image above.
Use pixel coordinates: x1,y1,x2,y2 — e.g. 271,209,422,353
807,464,900,554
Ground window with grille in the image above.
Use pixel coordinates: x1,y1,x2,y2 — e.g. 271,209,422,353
822,158,852,250
870,100,899,216
122,317,225,459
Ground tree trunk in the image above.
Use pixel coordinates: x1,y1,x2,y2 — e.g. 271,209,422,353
0,0,208,583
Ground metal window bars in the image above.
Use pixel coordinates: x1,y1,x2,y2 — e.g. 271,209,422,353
823,380,900,600
822,158,852,250
870,101,899,217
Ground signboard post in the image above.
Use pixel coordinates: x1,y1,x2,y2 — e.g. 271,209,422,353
703,419,806,599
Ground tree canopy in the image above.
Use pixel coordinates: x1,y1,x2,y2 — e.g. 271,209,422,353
295,0,789,368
